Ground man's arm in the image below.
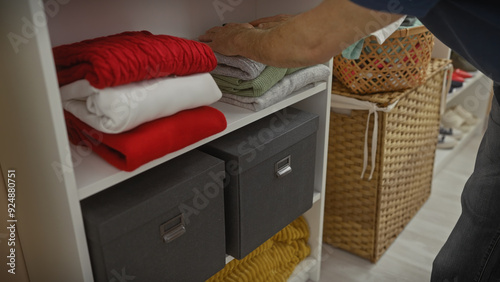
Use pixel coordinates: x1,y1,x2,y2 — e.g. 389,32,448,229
199,0,403,67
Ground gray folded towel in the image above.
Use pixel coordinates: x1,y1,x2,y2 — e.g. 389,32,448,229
220,64,330,111
211,52,266,80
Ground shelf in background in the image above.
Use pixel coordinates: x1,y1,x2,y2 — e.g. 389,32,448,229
446,71,485,105
288,257,318,282
435,70,492,176
434,120,484,175
74,82,327,200
225,255,234,265
312,191,321,204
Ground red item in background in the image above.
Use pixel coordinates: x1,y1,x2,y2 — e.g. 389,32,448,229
453,68,473,78
53,31,217,88
452,72,465,82
64,106,227,171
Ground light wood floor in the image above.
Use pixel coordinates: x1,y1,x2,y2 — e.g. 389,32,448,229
318,134,483,282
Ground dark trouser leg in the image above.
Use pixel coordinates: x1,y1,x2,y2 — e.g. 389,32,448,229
432,85,500,282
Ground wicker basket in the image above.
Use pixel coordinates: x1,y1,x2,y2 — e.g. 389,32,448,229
333,25,435,94
323,59,451,262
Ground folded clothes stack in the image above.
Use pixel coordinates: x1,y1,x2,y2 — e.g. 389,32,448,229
54,31,227,171
211,53,330,111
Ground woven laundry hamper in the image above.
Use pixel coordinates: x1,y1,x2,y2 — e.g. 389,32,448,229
323,58,452,262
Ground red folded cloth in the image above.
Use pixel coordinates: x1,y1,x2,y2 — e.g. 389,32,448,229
53,31,217,88
64,106,227,171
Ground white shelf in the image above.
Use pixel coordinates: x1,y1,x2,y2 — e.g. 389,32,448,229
75,83,327,200
225,255,235,264
3,1,329,281
312,191,321,203
434,120,484,175
434,70,492,175
288,257,318,282
446,71,485,105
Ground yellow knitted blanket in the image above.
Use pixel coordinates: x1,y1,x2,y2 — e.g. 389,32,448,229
207,216,310,282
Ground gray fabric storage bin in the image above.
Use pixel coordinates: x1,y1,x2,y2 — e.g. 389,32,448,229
81,150,226,282
200,107,318,259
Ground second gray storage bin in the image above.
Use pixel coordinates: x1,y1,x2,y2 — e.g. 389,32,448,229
201,107,318,259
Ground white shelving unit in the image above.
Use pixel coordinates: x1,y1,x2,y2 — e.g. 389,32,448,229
434,70,493,175
75,83,328,200
0,0,330,281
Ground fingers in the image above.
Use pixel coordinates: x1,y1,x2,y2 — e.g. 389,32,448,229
198,26,222,42
198,33,211,42
198,31,213,42
201,14,291,43
199,23,254,42
198,23,254,55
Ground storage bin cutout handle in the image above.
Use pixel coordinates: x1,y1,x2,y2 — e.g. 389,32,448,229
160,214,186,243
275,155,292,178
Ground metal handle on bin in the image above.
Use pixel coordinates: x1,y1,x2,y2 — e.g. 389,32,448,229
275,155,292,178
160,214,186,243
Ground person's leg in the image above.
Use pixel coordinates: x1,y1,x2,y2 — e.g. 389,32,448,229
432,84,500,282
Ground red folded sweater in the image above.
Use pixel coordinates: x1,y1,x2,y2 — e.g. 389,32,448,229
53,31,217,88
64,106,227,171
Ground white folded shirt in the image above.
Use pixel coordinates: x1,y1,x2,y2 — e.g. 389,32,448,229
60,73,222,133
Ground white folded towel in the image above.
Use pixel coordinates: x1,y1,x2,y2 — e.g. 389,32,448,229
60,73,222,133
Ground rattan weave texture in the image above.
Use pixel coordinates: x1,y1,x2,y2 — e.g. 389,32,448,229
333,25,435,94
324,59,451,262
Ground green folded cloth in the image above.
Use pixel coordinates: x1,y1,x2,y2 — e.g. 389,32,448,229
212,66,303,97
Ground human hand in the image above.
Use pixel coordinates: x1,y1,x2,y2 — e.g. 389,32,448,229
249,14,294,29
198,22,255,56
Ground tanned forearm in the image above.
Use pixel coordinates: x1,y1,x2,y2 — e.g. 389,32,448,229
200,0,403,68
